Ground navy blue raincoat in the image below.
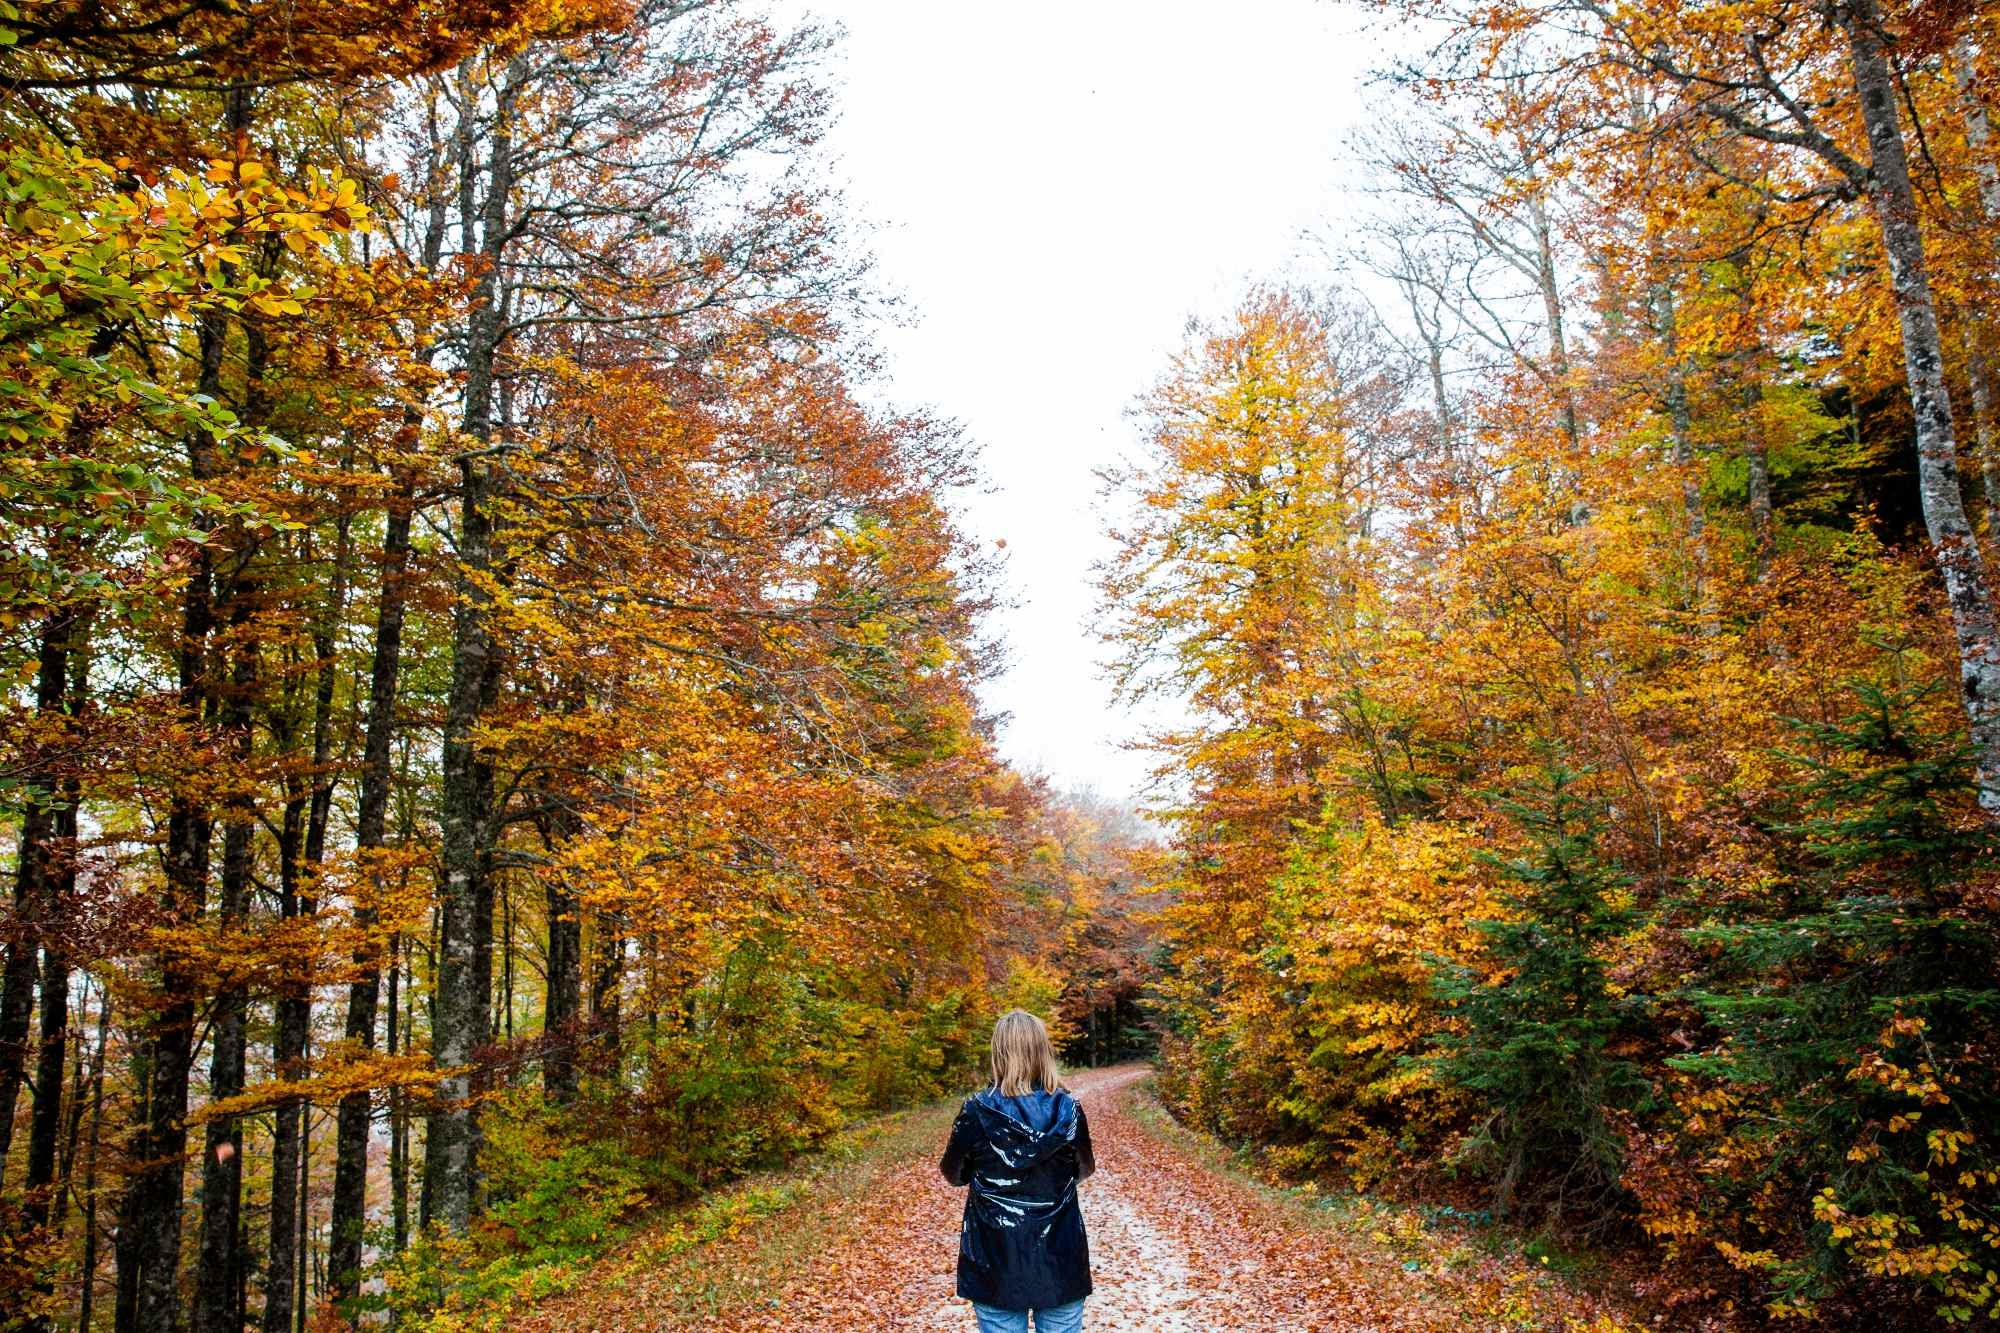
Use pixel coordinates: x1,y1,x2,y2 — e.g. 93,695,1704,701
938,1087,1095,1310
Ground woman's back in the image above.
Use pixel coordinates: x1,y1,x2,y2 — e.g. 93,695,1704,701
941,1084,1095,1312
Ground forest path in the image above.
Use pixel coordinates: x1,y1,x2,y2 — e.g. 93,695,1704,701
523,1064,1635,1331
892,1064,1395,1332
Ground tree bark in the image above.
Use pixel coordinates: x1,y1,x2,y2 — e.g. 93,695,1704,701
116,298,225,1333
22,606,89,1281
0,603,84,1188
263,737,308,1333
1528,184,1579,450
543,861,582,1101
426,54,520,1233
264,768,306,1328
193,577,257,1333
1840,0,2000,814
328,467,412,1302
1951,37,2000,544
1649,281,1710,611
1961,327,2000,544
76,987,110,1332
1954,36,2000,221
387,935,410,1256
1742,378,1774,578
589,915,623,1081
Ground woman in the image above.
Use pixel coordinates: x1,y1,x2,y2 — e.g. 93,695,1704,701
939,1009,1095,1333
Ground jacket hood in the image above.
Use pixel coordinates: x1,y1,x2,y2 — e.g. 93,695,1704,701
967,1088,1079,1169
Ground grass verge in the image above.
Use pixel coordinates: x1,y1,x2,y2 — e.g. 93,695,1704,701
501,1095,961,1329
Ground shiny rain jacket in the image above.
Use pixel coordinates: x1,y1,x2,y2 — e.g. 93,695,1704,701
938,1087,1095,1310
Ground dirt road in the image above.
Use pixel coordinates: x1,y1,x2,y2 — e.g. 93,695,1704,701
525,1065,1632,1331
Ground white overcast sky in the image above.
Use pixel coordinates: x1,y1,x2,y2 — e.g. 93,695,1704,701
801,1,1386,804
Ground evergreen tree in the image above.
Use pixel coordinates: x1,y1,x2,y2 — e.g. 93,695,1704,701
1427,758,1647,1222
1674,682,2000,1318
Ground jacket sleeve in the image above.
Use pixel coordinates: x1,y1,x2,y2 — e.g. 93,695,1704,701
1074,1104,1096,1181
938,1101,976,1186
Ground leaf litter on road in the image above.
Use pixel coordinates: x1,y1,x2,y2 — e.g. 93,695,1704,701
519,1065,1643,1331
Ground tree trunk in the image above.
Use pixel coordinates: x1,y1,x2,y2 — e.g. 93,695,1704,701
387,935,410,1257
543,863,582,1101
539,719,585,1101
1842,0,2000,815
328,141,447,1294
1951,37,2000,544
589,915,623,1081
25,879,70,1235
1650,282,1709,611
198,273,274,1332
263,755,308,1333
1741,378,1775,578
1528,184,1578,450
76,988,110,1332
1962,327,2000,544
328,469,413,1302
194,583,257,1333
0,603,85,1187
1954,36,2000,221
263,517,343,1328
58,980,97,1232
500,885,513,1041
116,300,226,1333
264,768,306,1328
0,867,35,1181
427,55,520,1233
294,1027,313,1333
23,607,88,1268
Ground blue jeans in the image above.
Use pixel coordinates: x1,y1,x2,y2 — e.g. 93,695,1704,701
971,1300,1085,1333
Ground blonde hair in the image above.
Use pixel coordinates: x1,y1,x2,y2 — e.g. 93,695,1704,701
989,1009,1061,1096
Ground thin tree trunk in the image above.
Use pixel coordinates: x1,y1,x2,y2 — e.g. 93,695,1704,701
418,904,439,1232
116,298,226,1333
0,602,85,1187
329,136,445,1294
387,934,409,1257
589,915,623,1081
501,885,514,1042
294,1035,312,1333
428,55,520,1233
58,978,98,1231
1650,282,1710,612
543,854,582,1101
263,727,308,1333
194,581,257,1333
263,518,343,1330
327,469,407,1301
1962,326,2000,544
264,764,306,1328
1528,184,1579,450
1743,378,1774,578
77,988,109,1332
1842,0,2000,814
23,607,88,1257
1951,37,2000,544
